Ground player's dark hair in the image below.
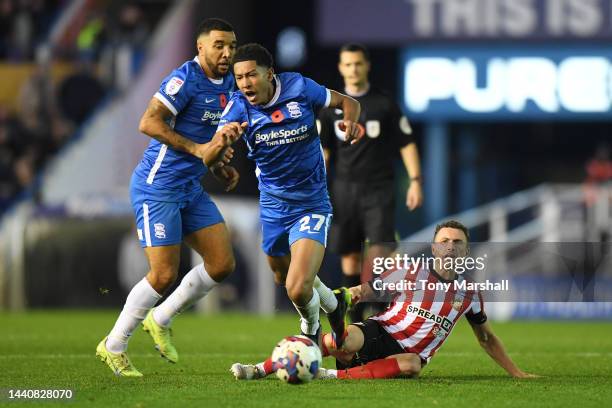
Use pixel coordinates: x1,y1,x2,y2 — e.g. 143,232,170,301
339,43,370,62
433,220,470,242
233,43,274,69
196,18,234,38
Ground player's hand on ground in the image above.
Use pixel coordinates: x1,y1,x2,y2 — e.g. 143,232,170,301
212,165,240,191
406,181,423,210
513,371,540,379
338,120,364,145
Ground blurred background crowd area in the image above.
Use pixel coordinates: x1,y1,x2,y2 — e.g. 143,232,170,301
0,0,169,213
0,0,609,230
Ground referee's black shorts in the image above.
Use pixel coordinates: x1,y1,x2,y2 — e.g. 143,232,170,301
329,179,396,255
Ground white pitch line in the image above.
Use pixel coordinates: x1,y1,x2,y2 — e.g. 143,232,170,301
0,353,267,359
0,352,611,359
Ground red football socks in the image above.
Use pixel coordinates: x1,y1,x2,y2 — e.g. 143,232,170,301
262,357,276,375
337,359,401,379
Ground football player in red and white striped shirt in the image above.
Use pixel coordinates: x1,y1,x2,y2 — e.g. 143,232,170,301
230,220,536,380
314,220,536,379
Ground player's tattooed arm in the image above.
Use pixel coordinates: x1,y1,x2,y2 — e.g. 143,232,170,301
138,98,202,157
139,98,246,166
328,90,363,145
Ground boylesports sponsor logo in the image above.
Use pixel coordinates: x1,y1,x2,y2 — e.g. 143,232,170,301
254,124,309,145
202,110,222,124
406,305,453,332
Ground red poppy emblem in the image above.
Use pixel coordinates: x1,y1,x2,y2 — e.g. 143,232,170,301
271,109,285,123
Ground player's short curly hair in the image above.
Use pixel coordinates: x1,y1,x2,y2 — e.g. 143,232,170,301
433,220,470,242
196,18,234,38
233,43,274,69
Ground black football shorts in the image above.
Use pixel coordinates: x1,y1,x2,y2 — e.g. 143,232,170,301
336,318,404,369
329,179,396,255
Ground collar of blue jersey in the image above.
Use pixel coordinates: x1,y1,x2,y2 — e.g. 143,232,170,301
192,56,224,85
262,75,281,108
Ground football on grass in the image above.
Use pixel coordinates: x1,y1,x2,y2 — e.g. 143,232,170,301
271,335,322,384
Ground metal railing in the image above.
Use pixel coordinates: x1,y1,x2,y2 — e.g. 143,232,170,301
404,182,611,244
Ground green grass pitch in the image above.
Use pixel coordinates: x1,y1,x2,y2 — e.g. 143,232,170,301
1,311,611,407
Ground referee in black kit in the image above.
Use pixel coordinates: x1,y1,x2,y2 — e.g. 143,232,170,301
318,43,423,322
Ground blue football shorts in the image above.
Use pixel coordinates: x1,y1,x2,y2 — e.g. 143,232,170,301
130,183,224,248
260,193,333,257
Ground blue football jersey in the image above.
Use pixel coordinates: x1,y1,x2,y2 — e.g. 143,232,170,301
133,56,235,194
218,72,331,203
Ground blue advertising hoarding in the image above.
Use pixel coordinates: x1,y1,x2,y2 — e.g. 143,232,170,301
318,0,612,44
401,46,612,120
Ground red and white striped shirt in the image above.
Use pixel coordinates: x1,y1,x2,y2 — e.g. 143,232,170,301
370,264,486,363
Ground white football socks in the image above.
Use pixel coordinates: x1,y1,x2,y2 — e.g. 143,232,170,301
152,263,218,327
314,276,338,314
293,289,320,335
106,278,162,353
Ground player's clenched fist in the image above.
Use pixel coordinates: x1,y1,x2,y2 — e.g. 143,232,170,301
199,121,247,167
338,120,364,145
219,121,248,145
211,164,240,191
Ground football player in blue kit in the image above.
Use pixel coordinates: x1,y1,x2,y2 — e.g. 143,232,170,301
221,44,361,374
96,18,247,377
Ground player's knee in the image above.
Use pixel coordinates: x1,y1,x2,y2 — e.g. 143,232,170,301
158,274,177,290
147,266,178,292
341,325,364,354
285,279,312,304
206,255,235,282
340,333,361,354
272,269,286,286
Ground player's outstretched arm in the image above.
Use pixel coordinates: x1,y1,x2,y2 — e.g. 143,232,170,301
328,90,362,145
469,320,538,378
